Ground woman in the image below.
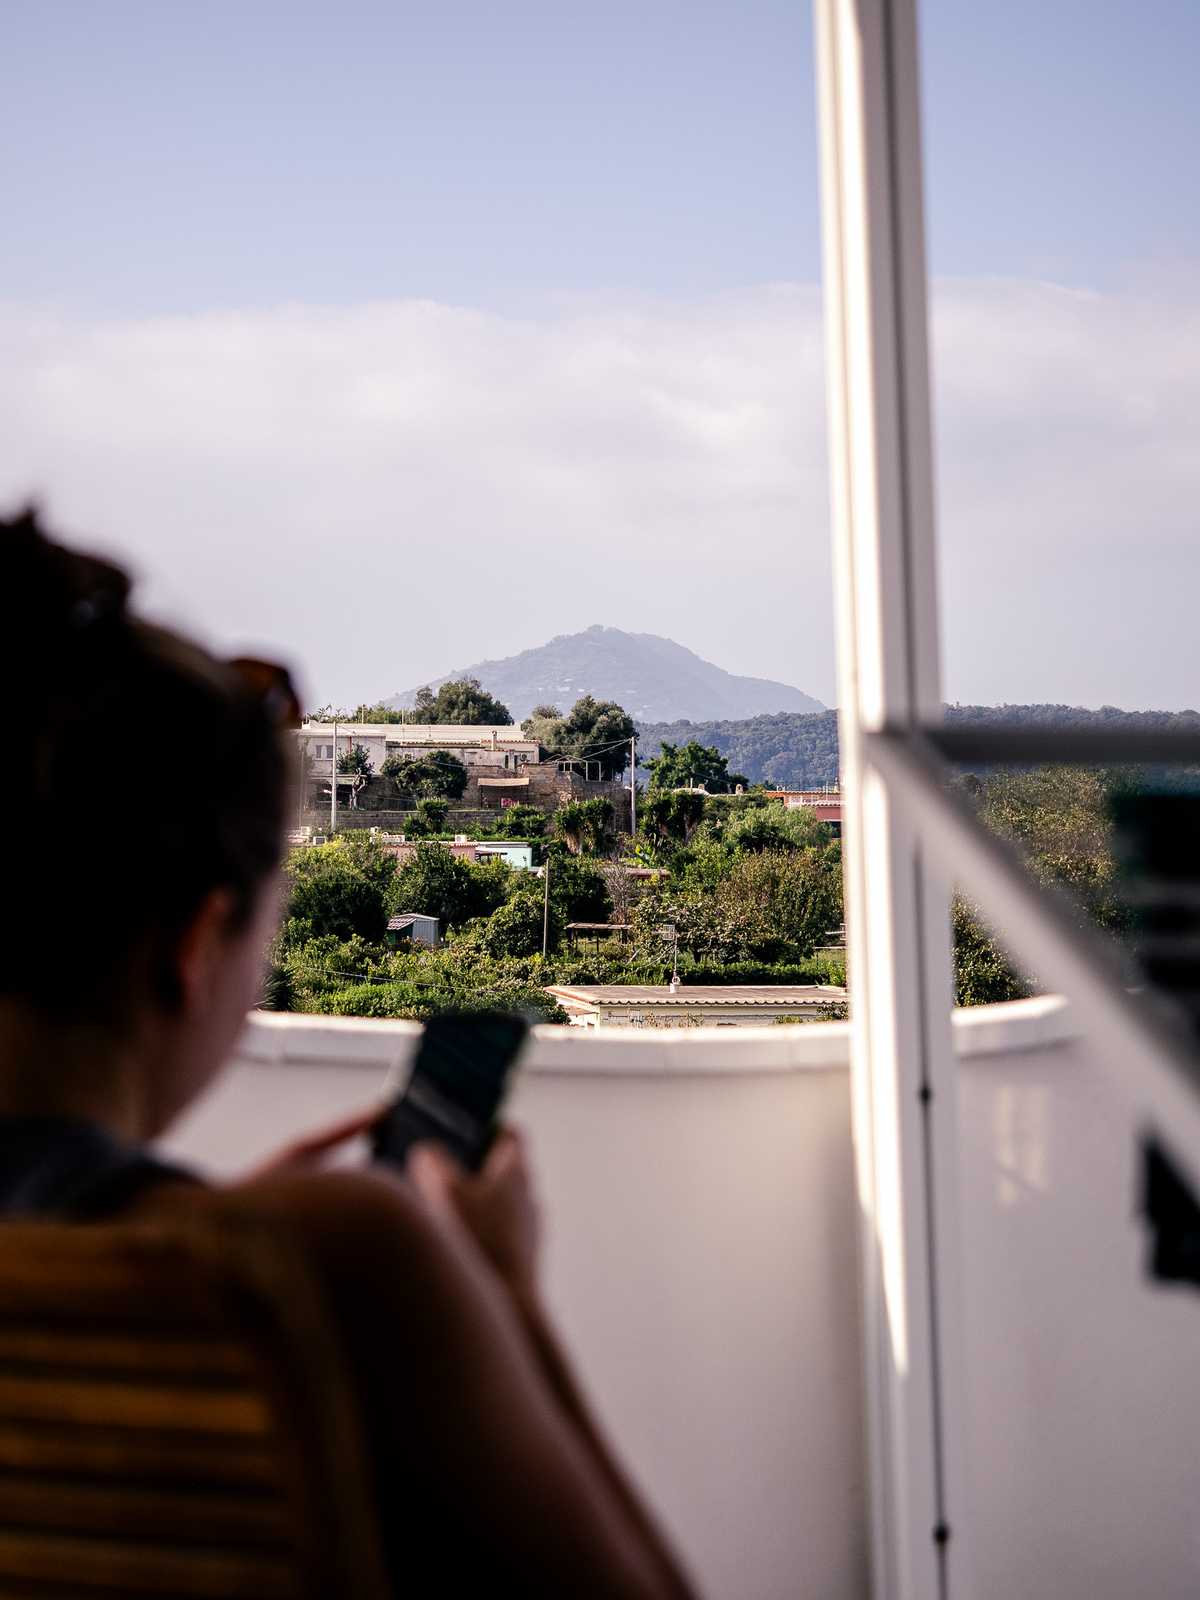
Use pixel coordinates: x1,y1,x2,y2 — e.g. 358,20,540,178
0,508,695,1599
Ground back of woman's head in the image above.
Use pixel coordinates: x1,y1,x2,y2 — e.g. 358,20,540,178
2,507,292,1029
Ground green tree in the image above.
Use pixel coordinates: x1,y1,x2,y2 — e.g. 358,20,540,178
490,803,548,839
644,739,747,794
638,711,838,790
555,797,615,856
969,766,1129,935
948,764,1129,1006
409,677,513,726
522,704,564,750
630,890,750,966
726,805,827,853
640,789,707,849
321,831,400,897
336,743,373,776
347,703,412,724
718,848,842,961
525,695,636,779
282,841,391,946
472,892,559,959
390,843,509,929
952,898,1033,1006
382,749,469,800
631,842,841,966
407,796,451,836
544,847,612,924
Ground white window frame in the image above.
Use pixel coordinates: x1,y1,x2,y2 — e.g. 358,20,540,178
816,5,968,1593
816,6,1200,1596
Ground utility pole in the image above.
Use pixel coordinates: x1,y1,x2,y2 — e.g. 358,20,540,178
330,718,338,836
629,734,637,836
542,852,551,958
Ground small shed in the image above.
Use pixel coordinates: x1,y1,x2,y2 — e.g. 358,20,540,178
386,911,441,949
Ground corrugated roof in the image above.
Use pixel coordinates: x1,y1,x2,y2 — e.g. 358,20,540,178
387,911,438,931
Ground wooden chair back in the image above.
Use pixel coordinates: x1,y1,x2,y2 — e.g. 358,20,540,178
0,1215,390,1598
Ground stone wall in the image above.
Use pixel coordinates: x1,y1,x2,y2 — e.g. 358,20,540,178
466,764,631,830
304,764,631,833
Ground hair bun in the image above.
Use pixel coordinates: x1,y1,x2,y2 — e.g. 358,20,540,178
3,505,131,655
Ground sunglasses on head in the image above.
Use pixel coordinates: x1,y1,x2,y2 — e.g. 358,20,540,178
229,657,302,731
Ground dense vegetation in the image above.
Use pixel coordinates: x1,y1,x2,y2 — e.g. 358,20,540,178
268,778,846,1022
951,765,1135,1004
644,739,748,793
636,711,839,789
277,692,1172,1020
521,696,637,779
636,703,1200,791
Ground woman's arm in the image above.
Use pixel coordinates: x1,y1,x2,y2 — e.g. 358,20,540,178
220,1163,697,1600
407,1135,695,1599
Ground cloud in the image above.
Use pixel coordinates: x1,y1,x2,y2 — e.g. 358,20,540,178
2,278,1198,709
930,277,1200,708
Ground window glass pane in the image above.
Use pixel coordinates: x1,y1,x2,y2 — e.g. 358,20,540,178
922,11,1200,1590
3,2,844,1031
923,0,1200,713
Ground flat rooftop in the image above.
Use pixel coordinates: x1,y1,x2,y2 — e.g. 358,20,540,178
298,722,537,743
546,984,847,1007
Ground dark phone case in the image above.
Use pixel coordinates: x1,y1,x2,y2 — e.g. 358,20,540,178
372,1012,528,1173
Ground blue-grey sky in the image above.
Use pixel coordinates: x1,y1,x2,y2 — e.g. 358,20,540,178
3,1,1198,709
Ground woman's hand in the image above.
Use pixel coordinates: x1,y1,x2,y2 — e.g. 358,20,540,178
408,1129,541,1299
242,1103,386,1180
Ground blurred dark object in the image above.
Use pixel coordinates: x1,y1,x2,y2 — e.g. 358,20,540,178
1111,791,1200,1039
1142,1136,1200,1291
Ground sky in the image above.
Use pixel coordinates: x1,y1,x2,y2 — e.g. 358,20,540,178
3,0,1198,711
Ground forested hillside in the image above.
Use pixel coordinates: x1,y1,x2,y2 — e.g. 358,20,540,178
636,712,840,788
636,703,1200,789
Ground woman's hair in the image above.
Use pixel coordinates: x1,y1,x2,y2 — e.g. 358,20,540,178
2,507,292,1027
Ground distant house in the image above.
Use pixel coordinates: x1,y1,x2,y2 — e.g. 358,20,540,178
764,787,842,837
297,723,541,780
386,912,440,949
543,984,847,1029
296,722,629,827
373,834,533,870
475,842,536,870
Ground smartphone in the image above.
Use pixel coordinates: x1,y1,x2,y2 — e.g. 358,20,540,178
371,1011,529,1173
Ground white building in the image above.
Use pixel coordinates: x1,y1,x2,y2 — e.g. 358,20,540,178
545,983,847,1028
297,722,541,778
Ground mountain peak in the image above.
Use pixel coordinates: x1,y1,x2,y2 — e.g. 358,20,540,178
384,628,823,724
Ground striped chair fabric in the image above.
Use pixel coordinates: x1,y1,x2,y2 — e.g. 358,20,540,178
0,1216,390,1598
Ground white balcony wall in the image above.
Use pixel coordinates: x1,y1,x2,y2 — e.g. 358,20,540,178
957,1015,1200,1600
161,1000,1200,1600
164,1016,868,1600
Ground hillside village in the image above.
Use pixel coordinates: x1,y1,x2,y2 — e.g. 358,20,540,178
274,673,848,1027
272,637,1174,1027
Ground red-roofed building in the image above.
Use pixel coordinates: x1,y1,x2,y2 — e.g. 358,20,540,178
764,787,842,836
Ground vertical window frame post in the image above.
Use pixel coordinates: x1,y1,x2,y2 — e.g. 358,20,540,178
815,2,974,1594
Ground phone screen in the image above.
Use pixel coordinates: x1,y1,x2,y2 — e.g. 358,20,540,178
371,1011,529,1173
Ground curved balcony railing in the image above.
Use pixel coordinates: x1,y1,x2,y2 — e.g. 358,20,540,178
160,997,1200,1599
